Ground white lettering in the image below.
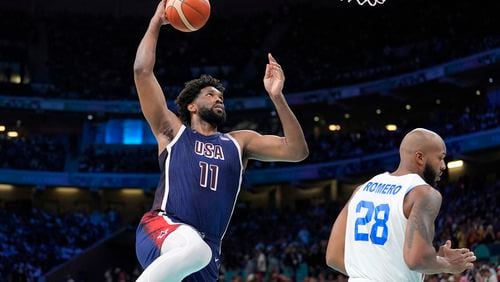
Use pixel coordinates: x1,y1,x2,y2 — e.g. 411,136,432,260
194,141,225,160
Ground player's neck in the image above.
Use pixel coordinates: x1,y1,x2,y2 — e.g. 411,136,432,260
190,119,218,136
391,163,420,177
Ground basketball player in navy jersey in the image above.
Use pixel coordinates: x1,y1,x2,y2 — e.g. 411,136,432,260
133,1,308,281
326,128,476,281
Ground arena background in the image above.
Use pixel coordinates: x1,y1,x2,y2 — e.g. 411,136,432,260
0,0,499,281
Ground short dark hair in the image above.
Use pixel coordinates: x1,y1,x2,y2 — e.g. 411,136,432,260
175,75,225,125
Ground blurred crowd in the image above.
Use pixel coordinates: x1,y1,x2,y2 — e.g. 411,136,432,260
0,208,121,281
2,176,497,281
1,0,500,100
0,134,67,171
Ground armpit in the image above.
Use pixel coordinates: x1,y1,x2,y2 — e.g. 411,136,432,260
160,125,175,141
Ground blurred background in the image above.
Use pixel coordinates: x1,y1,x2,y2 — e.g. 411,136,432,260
0,0,499,281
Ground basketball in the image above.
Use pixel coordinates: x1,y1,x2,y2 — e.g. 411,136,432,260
165,0,211,32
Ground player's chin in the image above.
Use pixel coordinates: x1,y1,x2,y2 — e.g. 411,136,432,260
436,173,443,182
214,108,226,116
434,176,441,186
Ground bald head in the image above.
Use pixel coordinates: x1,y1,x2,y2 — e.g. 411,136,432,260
396,128,447,186
399,128,445,157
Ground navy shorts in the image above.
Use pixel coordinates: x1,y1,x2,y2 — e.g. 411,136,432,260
135,211,181,269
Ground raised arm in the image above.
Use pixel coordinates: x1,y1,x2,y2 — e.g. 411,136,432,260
403,185,476,274
134,0,182,151
231,53,308,162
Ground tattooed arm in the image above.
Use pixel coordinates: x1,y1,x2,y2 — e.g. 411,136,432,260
403,185,476,274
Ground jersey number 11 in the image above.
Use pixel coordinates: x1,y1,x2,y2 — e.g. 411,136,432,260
199,161,219,191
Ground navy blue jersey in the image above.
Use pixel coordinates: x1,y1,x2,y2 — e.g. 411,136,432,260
152,125,243,241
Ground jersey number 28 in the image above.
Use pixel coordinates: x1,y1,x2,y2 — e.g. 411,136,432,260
354,200,390,245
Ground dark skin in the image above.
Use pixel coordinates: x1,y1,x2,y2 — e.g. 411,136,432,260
133,0,308,165
326,128,476,275
133,1,308,281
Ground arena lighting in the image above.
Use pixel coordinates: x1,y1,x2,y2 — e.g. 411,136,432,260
385,124,397,131
54,187,80,193
121,188,144,195
376,109,382,115
476,90,481,96
447,160,464,169
405,104,411,110
0,125,5,131
0,184,14,191
7,131,18,137
344,113,350,119
10,74,21,84
328,124,341,131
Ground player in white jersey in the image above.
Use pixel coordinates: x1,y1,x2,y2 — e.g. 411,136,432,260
326,128,476,281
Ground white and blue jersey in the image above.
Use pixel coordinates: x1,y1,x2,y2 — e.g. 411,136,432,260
344,172,427,282
136,125,243,281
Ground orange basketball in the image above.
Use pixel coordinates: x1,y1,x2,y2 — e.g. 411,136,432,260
165,0,211,32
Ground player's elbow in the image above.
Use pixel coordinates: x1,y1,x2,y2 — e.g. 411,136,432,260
301,145,310,160
325,254,344,274
404,251,433,271
295,145,309,161
289,144,309,162
325,251,338,269
133,66,153,78
404,256,421,271
325,254,336,269
133,61,153,77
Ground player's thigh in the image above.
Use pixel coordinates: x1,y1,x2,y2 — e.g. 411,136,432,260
161,224,212,265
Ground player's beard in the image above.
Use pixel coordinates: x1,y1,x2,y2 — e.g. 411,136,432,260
423,163,438,187
198,106,226,127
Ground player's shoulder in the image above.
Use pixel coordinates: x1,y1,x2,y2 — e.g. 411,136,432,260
407,184,442,206
411,184,441,196
228,129,259,137
227,130,260,144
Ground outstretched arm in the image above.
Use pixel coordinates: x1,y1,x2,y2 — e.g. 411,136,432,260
403,185,476,274
134,0,182,151
231,53,308,162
